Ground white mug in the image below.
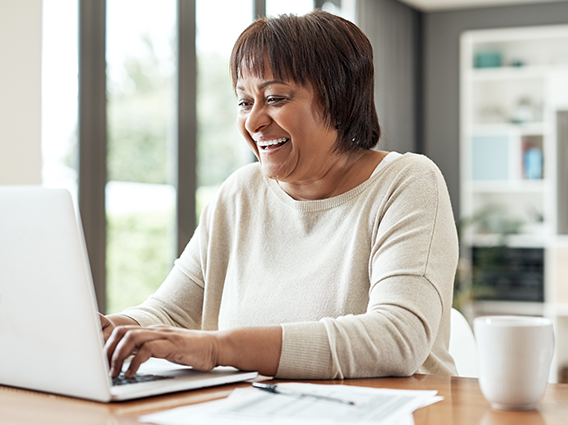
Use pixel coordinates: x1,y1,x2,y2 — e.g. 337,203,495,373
473,315,554,410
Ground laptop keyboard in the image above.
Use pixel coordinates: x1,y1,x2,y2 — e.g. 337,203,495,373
112,372,173,386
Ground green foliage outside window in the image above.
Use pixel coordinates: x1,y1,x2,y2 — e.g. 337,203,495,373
104,35,248,314
107,34,173,185
197,51,250,189
106,210,174,313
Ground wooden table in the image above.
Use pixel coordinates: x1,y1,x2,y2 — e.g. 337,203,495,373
1,375,567,424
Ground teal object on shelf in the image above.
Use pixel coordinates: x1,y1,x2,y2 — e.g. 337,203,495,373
471,135,509,180
474,50,502,68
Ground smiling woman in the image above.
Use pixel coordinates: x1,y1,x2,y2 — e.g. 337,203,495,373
100,10,460,381
231,12,384,200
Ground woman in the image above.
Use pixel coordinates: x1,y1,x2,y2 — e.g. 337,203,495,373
102,10,459,380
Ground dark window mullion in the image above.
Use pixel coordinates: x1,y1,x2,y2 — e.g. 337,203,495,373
176,0,197,256
254,0,266,18
78,0,107,313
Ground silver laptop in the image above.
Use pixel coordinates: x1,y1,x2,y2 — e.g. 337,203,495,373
0,186,257,402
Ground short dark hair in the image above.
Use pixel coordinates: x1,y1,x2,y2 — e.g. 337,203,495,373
230,10,380,153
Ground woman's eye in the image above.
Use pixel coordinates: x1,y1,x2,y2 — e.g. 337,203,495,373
267,96,284,104
238,100,252,110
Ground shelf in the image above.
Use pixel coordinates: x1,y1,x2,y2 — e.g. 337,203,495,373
470,122,546,135
544,303,568,318
467,64,568,82
473,302,568,318
463,234,549,248
472,300,545,317
467,65,549,81
469,77,545,126
469,180,548,192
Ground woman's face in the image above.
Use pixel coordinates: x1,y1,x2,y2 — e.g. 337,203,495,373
236,70,340,185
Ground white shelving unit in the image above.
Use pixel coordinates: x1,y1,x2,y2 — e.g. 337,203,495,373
460,25,568,382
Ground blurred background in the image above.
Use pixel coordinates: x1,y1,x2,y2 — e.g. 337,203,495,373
1,0,567,381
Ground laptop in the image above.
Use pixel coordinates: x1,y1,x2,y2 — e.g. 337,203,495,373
0,186,258,402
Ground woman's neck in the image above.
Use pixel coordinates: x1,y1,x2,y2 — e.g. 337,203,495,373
277,150,388,201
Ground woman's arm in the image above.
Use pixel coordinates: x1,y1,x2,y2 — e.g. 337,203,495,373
217,326,282,374
104,324,282,377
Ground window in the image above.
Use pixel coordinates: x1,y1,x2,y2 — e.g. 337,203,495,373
42,0,337,314
105,0,177,313
195,0,253,215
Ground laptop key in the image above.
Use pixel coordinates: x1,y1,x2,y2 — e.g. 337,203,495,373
112,372,173,386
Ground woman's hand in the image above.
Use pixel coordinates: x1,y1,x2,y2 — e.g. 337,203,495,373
105,325,219,378
104,325,283,378
98,313,140,343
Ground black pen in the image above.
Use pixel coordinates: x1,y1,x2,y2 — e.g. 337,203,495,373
252,382,357,406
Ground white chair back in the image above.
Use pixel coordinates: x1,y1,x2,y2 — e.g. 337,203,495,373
449,308,478,378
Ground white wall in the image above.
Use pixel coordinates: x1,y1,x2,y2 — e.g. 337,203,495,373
0,0,42,184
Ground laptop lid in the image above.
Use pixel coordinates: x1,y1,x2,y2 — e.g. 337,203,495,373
0,186,111,401
0,186,257,402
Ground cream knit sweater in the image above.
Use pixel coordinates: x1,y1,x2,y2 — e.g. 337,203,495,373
123,152,459,378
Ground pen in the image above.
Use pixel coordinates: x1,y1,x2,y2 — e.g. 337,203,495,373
252,382,357,406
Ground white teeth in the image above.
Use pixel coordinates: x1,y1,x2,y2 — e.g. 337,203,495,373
257,137,288,148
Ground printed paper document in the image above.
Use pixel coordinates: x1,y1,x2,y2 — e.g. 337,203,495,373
139,383,442,425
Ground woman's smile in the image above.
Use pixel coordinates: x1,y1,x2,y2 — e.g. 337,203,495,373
256,137,290,151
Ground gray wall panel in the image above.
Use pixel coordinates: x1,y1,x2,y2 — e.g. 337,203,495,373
359,0,422,154
558,111,568,235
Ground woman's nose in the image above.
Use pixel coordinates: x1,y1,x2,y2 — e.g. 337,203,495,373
245,104,271,134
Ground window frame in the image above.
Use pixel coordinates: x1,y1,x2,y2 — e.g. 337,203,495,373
78,0,269,313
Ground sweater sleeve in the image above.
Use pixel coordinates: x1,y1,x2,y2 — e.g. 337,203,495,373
276,158,458,379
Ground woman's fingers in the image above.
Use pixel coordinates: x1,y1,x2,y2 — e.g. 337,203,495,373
104,326,220,378
124,342,154,377
104,325,130,366
106,326,162,377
